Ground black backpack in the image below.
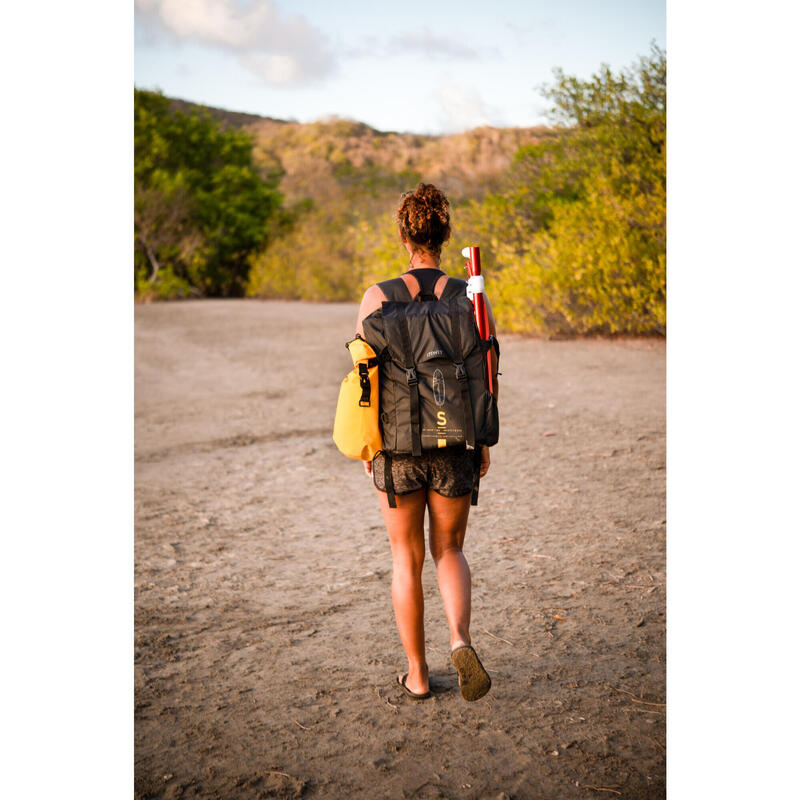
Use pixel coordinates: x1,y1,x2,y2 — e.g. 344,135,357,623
361,268,499,506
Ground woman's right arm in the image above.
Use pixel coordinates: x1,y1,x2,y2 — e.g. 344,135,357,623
355,285,383,338
355,285,383,476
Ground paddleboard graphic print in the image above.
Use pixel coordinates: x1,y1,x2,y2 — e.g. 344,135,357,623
432,368,446,407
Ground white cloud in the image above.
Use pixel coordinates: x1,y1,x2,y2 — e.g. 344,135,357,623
436,83,500,133
345,29,498,61
242,53,300,85
389,30,480,60
134,0,336,86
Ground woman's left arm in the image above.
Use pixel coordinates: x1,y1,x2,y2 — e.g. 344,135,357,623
478,293,499,477
484,293,499,403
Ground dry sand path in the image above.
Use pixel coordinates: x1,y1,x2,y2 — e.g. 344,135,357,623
135,299,665,800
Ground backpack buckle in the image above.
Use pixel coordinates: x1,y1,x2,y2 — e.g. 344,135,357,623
454,362,467,381
358,363,371,407
405,367,418,386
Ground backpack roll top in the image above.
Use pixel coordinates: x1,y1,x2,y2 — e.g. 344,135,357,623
332,336,382,461
381,295,479,365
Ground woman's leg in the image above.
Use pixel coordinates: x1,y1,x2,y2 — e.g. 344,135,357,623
377,487,429,694
427,491,473,651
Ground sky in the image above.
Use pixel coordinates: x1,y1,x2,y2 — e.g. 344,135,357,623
135,0,665,134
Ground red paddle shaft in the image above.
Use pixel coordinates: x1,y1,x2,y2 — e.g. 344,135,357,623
463,246,494,395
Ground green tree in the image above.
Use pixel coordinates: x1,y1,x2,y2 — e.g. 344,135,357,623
134,89,282,298
468,43,666,335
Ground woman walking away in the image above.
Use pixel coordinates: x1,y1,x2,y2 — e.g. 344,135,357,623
356,183,499,702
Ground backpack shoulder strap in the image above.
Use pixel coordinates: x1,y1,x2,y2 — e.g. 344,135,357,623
377,276,413,302
448,307,476,451
406,268,445,301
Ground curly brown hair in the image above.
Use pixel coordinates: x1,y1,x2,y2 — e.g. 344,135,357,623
395,183,451,257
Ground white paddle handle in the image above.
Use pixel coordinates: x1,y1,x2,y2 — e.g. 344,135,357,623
466,274,485,300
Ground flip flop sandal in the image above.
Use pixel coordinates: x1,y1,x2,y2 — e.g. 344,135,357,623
397,673,432,700
451,644,492,701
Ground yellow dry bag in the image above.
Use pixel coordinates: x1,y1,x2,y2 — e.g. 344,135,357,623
333,336,382,460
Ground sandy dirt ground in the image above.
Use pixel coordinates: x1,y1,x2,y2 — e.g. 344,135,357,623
135,299,665,800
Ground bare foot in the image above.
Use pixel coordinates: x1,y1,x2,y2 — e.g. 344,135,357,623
399,663,429,695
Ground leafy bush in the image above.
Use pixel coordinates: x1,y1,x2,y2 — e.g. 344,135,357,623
134,89,282,298
246,46,665,336
149,46,666,337
464,44,666,335
246,164,421,301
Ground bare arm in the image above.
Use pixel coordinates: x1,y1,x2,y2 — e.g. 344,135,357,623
479,293,499,477
356,285,385,475
484,293,499,403
355,284,384,338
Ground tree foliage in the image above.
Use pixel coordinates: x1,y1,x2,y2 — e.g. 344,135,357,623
134,89,282,298
246,165,421,301
139,47,666,336
457,44,666,335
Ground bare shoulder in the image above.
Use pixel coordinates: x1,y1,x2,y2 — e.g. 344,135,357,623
359,283,386,314
362,283,386,304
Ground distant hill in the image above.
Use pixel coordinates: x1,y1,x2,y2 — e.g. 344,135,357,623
168,97,286,130
137,43,666,335
167,96,556,203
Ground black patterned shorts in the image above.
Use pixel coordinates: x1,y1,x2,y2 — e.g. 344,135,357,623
372,447,477,498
